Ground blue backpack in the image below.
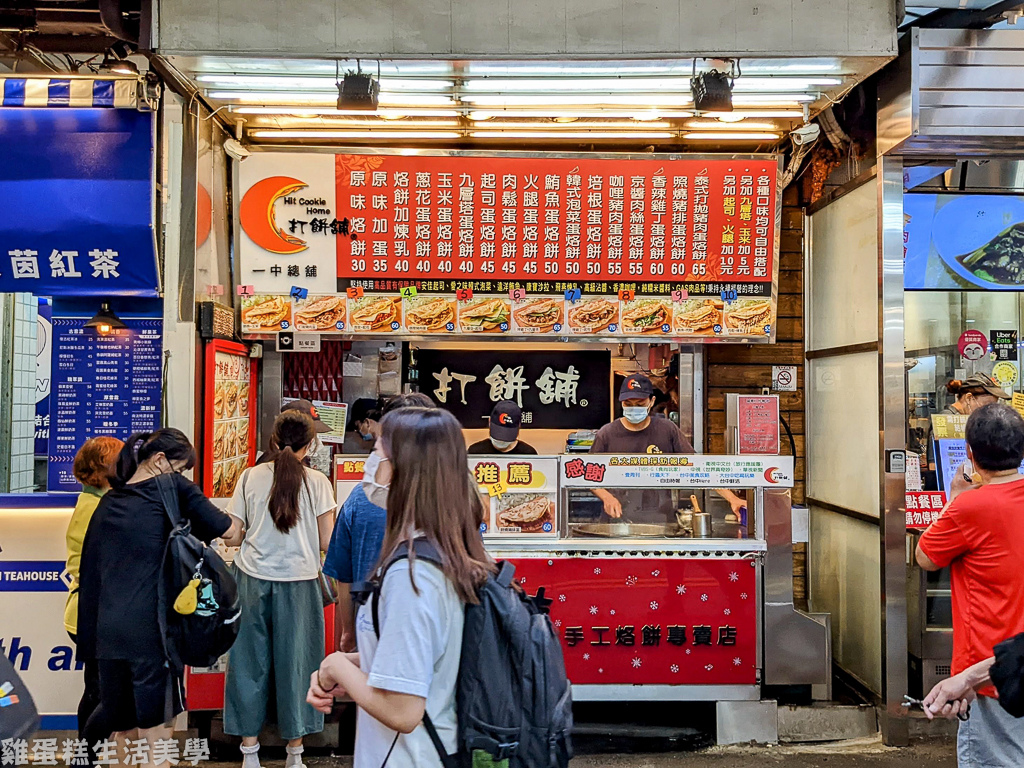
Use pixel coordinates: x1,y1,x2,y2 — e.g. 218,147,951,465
355,539,573,768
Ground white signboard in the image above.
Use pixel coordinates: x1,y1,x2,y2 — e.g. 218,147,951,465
560,454,794,489
772,365,797,392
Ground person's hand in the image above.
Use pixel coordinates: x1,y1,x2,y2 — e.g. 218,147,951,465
950,463,981,501
307,670,336,714
601,494,623,519
338,631,356,653
923,672,978,720
728,497,746,518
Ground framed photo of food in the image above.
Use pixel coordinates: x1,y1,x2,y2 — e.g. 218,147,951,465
202,339,259,498
470,456,559,538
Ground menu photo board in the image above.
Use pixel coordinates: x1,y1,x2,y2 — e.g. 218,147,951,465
237,151,780,342
470,456,560,538
203,340,258,498
48,315,162,492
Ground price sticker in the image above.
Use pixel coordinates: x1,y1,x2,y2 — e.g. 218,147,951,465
456,288,474,302
489,481,506,499
720,289,738,303
617,289,635,302
509,287,527,302
671,289,687,302
290,286,308,301
565,288,582,303
207,284,225,296
236,285,255,297
400,285,418,299
346,286,365,299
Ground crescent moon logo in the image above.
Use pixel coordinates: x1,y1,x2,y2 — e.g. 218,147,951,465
240,176,309,255
764,467,782,484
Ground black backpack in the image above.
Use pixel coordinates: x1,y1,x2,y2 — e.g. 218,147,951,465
155,474,241,671
357,539,573,768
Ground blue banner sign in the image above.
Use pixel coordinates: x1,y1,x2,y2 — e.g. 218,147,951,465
0,561,70,592
0,109,158,296
48,316,162,492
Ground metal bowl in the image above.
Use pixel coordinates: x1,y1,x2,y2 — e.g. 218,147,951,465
571,522,687,538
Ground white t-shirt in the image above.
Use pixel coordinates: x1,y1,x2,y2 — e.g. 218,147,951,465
228,463,336,581
354,558,464,768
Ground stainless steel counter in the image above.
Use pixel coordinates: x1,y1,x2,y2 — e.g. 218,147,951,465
486,537,766,557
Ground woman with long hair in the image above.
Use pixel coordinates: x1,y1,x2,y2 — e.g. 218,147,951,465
65,436,123,764
308,407,494,767
224,411,337,768
77,429,243,768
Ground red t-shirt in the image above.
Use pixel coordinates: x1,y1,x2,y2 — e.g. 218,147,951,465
919,478,1024,698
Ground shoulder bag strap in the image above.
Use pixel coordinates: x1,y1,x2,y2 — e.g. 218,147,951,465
155,473,184,529
422,713,459,768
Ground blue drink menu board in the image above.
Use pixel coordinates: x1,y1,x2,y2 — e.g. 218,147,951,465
48,316,162,491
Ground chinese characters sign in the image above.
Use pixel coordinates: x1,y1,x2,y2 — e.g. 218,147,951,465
905,491,947,530
48,316,162,492
237,151,780,341
0,109,158,296
735,395,780,454
415,348,611,431
561,454,794,488
509,556,758,685
471,456,559,538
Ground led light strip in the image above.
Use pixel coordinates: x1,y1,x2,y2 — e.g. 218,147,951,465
249,128,782,142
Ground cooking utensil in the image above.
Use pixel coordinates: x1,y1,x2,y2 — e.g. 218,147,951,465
572,522,686,538
692,512,713,538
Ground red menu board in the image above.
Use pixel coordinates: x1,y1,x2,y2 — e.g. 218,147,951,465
906,491,947,530
333,154,778,289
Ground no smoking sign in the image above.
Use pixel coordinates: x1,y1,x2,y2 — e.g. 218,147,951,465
772,365,797,392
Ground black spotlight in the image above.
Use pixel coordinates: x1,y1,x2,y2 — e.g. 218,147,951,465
84,301,127,336
337,61,380,110
691,60,736,113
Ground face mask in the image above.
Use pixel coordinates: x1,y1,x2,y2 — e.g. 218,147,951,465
622,406,649,424
359,428,374,441
490,438,515,451
361,453,390,507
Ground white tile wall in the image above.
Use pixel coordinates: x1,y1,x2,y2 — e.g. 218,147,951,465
5,293,37,492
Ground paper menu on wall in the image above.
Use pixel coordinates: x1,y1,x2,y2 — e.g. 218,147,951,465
312,400,348,444
905,452,923,492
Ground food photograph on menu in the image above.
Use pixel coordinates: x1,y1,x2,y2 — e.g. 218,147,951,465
674,298,724,336
512,297,564,334
494,492,556,534
293,294,346,331
241,294,291,333
212,351,251,498
405,295,457,333
621,297,673,335
458,296,510,333
567,298,619,334
724,298,774,336
349,294,402,332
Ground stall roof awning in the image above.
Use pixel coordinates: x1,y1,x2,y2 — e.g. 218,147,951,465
163,54,890,149
0,76,140,109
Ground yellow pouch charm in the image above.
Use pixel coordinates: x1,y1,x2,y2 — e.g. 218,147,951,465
173,578,201,615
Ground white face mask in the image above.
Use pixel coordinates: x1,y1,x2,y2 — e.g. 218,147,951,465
490,437,515,451
361,452,390,508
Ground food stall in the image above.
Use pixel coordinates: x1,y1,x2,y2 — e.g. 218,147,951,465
231,147,829,732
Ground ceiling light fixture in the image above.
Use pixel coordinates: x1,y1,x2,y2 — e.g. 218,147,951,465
84,302,127,336
462,94,694,107
195,75,453,91
250,130,462,139
208,91,455,106
469,131,674,139
468,109,693,121
473,121,673,130
229,106,460,117
100,54,139,76
684,120,778,131
682,132,781,141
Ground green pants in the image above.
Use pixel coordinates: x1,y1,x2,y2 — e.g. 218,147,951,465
223,569,325,740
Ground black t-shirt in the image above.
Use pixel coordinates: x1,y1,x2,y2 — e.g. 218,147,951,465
467,439,539,455
77,473,231,661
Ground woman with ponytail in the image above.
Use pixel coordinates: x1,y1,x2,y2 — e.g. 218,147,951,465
224,411,337,768
77,428,243,767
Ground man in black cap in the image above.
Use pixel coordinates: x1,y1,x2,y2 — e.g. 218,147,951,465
590,373,744,521
468,400,538,455
255,398,332,466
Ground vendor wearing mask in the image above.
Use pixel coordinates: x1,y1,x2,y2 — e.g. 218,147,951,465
590,373,745,522
942,373,1009,415
467,401,538,455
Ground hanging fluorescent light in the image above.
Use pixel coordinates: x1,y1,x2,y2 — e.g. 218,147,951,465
467,109,693,121
472,121,672,130
460,76,839,93
208,91,455,106
706,110,803,120
195,75,453,91
84,302,127,336
462,94,693,106
250,130,462,139
685,120,778,131
682,132,781,140
229,106,460,117
469,131,674,139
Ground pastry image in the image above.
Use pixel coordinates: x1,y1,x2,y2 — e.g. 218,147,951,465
725,299,774,335
236,419,250,455
238,383,250,415
212,462,224,497
224,458,244,497
405,296,456,331
224,383,239,418
350,296,401,330
241,295,290,331
567,299,618,333
496,494,554,533
213,423,227,461
674,299,724,335
213,384,225,419
295,295,346,330
459,297,510,332
621,299,672,334
512,298,563,333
